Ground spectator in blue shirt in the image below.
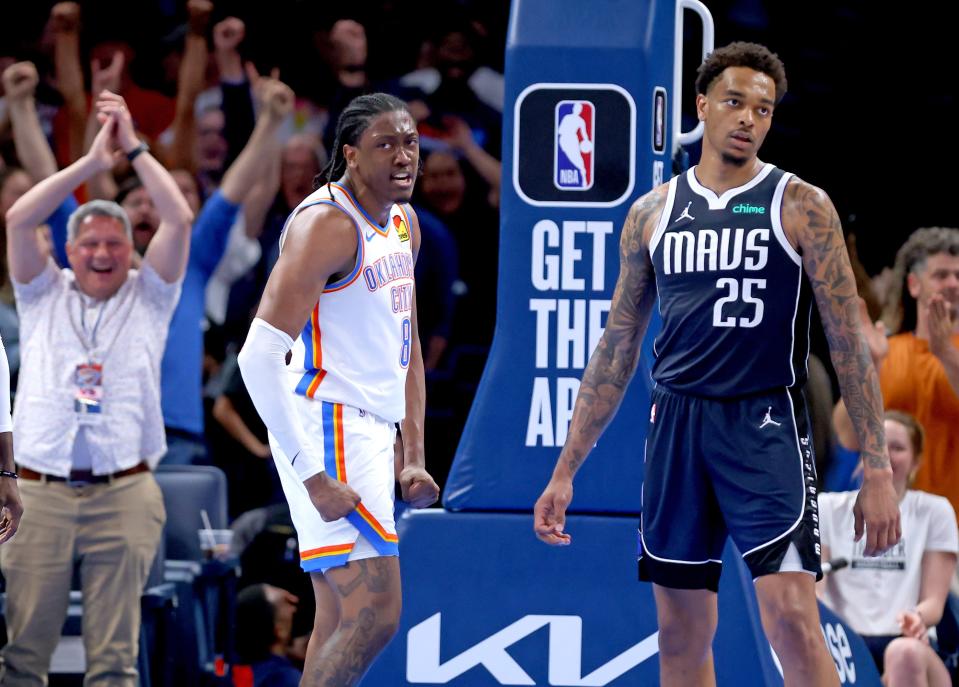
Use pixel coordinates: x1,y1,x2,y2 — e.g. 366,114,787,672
112,77,297,464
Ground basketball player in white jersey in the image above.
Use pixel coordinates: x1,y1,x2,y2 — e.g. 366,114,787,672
238,93,439,686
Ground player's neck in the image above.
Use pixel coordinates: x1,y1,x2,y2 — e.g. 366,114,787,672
695,151,765,196
339,174,391,227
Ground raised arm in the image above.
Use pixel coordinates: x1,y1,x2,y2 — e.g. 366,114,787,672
237,205,361,521
785,178,899,556
534,186,666,545
49,2,88,164
5,115,117,283
97,91,194,282
398,207,440,508
219,78,292,205
165,0,213,171
3,62,58,182
444,115,502,195
82,55,125,200
189,78,291,278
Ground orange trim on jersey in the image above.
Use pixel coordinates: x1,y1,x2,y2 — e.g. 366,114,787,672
356,503,399,543
330,182,390,236
334,403,346,480
305,304,326,397
300,543,355,560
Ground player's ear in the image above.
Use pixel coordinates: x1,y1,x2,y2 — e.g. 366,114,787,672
696,93,707,122
343,143,358,170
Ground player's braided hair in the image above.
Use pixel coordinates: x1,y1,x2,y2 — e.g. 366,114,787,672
882,226,959,333
695,41,788,104
314,93,412,191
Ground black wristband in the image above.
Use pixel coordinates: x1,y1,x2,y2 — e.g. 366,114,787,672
0,469,18,479
125,142,149,163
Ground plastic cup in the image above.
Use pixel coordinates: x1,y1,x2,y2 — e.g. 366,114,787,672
198,528,234,560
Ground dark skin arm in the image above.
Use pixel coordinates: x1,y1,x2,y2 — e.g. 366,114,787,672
395,206,440,508
534,186,666,544
0,433,22,544
784,178,900,556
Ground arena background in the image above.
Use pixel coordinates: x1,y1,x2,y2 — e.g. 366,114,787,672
1,1,956,685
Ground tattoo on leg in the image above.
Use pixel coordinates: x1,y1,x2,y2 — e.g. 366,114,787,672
303,558,399,687
333,558,392,596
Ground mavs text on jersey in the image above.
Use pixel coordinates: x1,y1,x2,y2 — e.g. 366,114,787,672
648,163,813,397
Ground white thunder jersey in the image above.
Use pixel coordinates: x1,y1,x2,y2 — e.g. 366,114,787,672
281,181,415,423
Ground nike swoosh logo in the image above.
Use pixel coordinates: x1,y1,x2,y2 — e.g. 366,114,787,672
291,451,299,465
365,231,377,242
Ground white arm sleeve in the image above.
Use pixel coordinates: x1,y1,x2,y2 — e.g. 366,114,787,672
237,318,324,481
0,335,12,433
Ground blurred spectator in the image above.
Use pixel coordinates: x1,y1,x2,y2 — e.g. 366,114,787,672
393,19,504,157
416,147,499,346
211,356,283,518
1,60,78,388
125,75,295,466
50,3,175,166
411,207,458,371
833,227,959,520
222,133,321,347
320,19,372,155
231,502,315,648
235,584,302,687
818,411,957,685
0,92,192,685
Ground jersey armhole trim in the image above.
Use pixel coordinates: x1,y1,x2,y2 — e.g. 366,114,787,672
772,173,801,266
648,177,678,257
307,200,364,293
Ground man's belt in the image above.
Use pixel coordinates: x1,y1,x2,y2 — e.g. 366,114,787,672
17,462,150,485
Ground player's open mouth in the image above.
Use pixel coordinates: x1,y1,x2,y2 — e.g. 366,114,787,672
730,132,752,144
391,172,413,186
90,265,113,274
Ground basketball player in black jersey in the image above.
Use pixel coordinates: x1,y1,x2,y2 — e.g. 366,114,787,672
534,42,900,686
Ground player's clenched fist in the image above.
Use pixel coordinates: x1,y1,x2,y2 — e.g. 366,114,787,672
304,471,361,522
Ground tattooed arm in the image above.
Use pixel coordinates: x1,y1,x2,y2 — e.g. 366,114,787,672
533,187,665,545
785,178,900,556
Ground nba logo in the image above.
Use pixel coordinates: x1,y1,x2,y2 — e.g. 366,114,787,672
554,100,594,190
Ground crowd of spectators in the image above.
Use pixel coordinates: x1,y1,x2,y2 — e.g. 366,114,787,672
2,0,959,683
1,0,505,680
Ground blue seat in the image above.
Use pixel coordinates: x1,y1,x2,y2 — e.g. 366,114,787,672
153,465,236,686
155,465,229,561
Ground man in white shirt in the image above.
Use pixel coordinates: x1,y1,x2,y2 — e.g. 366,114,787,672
0,90,193,686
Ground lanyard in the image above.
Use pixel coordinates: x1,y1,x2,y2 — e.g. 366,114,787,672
80,299,107,350
65,280,134,362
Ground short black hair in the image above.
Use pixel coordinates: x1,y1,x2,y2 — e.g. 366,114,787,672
695,41,788,104
235,585,276,663
314,92,411,191
114,175,144,206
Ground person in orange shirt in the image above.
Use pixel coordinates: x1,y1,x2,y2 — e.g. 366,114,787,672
834,227,959,520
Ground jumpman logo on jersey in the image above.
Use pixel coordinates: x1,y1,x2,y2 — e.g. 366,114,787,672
673,201,695,223
759,406,782,429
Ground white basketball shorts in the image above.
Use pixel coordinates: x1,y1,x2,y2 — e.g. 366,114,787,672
270,398,398,573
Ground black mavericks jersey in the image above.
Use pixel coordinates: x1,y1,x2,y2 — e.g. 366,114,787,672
649,163,813,397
